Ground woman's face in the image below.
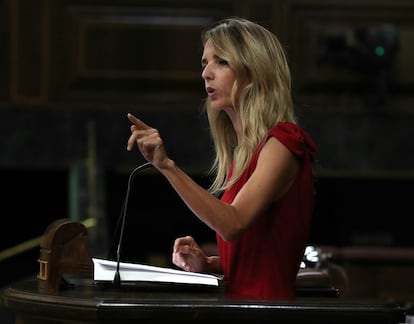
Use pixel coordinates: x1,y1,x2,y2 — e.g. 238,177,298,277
201,40,236,112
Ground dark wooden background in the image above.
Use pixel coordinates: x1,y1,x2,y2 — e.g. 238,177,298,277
1,0,413,301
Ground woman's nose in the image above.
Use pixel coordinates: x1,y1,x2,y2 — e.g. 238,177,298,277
201,65,213,80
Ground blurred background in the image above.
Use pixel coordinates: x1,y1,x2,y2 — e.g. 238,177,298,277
1,0,413,308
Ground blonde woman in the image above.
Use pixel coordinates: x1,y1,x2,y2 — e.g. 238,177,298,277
127,17,317,300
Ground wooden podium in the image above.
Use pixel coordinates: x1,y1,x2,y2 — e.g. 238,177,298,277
0,219,407,323
1,277,406,324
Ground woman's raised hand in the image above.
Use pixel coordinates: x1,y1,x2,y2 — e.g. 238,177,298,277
127,113,171,169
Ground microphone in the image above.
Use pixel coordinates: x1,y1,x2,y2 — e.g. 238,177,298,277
112,161,153,286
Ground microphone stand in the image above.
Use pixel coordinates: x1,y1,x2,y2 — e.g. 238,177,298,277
113,161,153,286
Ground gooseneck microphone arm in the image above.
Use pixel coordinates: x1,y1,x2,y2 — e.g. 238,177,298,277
113,161,153,286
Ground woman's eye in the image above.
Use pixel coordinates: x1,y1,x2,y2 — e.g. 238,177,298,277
218,60,228,65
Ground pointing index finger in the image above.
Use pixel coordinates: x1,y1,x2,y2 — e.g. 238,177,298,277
127,113,150,130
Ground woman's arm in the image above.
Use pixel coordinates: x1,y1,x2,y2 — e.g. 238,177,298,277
127,113,299,241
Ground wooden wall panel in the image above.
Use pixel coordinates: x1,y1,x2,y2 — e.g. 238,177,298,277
10,0,50,104
278,0,414,113
49,3,232,109
5,0,414,112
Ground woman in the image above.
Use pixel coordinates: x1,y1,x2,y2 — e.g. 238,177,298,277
127,17,317,300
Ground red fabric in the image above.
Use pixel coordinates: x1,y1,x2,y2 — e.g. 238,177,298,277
217,122,317,301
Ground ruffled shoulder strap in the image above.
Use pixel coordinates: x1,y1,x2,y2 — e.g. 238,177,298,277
268,122,317,160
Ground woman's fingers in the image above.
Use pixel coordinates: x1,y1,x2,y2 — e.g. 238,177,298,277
126,114,157,152
173,236,195,252
127,113,151,130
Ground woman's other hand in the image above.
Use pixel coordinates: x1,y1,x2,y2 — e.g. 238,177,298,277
172,236,208,273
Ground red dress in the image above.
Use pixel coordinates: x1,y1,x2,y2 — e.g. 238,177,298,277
217,122,317,300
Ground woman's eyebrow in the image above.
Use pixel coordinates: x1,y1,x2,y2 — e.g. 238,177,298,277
201,54,222,65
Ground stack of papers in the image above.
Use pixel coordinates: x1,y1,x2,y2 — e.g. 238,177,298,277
92,258,223,287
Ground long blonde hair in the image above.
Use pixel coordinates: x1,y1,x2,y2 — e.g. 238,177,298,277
203,17,296,194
